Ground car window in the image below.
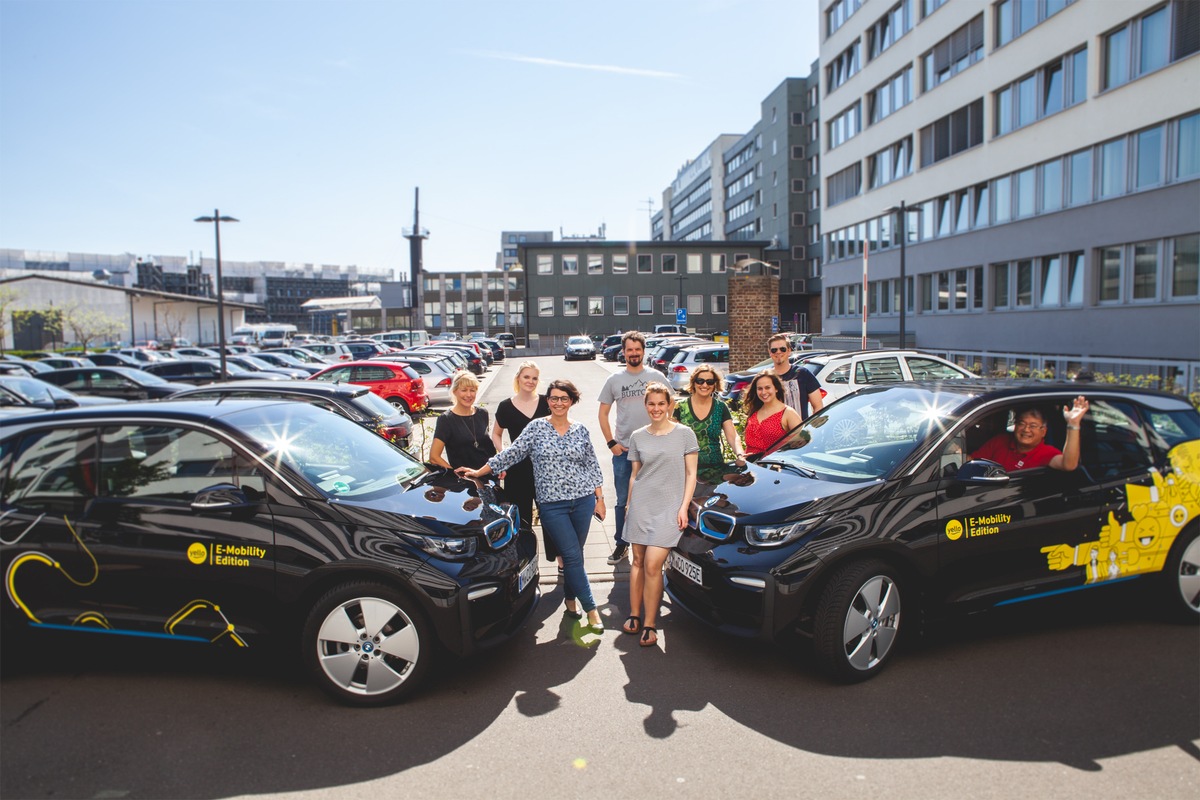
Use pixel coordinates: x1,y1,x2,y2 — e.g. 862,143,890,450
94,373,135,389
823,363,850,385
4,427,99,513
855,357,904,385
907,357,967,380
316,367,353,382
402,361,430,374
353,365,393,382
100,425,266,501
1079,400,1154,480
1145,409,1200,449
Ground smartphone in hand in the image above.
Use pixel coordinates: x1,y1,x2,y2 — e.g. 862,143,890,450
592,511,604,522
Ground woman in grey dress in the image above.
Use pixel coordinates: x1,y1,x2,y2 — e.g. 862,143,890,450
622,382,699,647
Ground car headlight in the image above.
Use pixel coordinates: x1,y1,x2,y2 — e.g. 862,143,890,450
744,517,822,548
399,532,477,559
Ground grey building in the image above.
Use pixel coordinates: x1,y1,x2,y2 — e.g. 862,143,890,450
652,135,742,243
497,231,553,271
518,239,770,339
421,269,527,342
818,0,1199,385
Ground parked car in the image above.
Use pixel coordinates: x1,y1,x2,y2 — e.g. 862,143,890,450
38,366,187,399
172,379,412,447
0,400,539,705
666,381,1200,683
564,336,596,361
174,347,223,359
0,361,56,378
143,359,289,386
0,374,124,413
222,354,311,380
649,338,706,372
804,350,977,402
85,352,145,369
475,338,506,363
249,350,324,375
494,333,516,349
343,340,398,361
263,347,332,367
371,355,456,408
116,347,163,364
32,357,92,371
666,343,731,392
302,343,356,362
411,345,484,375
310,361,429,415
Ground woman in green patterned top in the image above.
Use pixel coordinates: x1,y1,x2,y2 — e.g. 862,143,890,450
673,365,746,470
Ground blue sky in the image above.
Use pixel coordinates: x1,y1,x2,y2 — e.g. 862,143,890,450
0,0,818,276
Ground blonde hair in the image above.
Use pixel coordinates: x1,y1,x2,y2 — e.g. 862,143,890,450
512,360,540,393
451,370,479,394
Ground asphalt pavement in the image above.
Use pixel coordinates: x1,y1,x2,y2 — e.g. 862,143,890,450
474,353,631,586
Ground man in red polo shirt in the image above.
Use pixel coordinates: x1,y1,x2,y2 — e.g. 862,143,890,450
971,396,1090,472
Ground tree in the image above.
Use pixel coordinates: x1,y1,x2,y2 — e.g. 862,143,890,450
159,307,187,346
59,303,124,351
0,284,21,354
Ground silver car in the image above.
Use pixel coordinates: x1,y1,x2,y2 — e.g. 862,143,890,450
564,336,596,361
667,343,730,392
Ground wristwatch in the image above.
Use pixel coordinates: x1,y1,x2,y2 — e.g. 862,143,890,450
607,439,618,448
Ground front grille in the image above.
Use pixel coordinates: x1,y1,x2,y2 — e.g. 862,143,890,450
697,509,736,542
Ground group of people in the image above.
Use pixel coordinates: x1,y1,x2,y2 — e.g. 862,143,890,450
439,331,1090,650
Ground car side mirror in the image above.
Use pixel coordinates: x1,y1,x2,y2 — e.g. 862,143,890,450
191,483,251,511
955,459,1010,485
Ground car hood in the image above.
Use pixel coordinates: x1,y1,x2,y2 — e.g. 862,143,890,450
693,461,876,529
324,468,514,535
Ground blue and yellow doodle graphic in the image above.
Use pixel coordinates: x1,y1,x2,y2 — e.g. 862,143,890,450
5,515,248,645
1041,441,1200,582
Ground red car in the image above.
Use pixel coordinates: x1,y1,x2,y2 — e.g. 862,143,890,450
309,361,428,415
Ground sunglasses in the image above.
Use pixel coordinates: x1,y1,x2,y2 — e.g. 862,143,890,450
769,346,790,353
694,377,718,386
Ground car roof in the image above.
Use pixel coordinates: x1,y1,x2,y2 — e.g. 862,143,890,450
172,379,371,399
0,398,306,431
855,378,1196,412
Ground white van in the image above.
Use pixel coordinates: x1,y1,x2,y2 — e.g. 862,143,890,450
259,324,298,348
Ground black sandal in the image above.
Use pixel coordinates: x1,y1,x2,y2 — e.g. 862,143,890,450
639,626,658,647
622,615,642,635
564,601,582,620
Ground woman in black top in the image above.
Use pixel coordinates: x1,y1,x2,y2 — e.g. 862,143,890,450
430,371,496,471
491,361,557,563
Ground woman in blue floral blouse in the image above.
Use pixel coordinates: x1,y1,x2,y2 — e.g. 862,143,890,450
458,379,605,630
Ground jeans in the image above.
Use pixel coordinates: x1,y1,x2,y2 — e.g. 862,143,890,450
611,450,632,546
539,494,598,612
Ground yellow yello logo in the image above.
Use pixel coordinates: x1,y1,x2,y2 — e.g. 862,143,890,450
945,519,964,541
187,543,208,564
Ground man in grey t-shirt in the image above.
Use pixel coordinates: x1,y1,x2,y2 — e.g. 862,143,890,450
598,331,670,565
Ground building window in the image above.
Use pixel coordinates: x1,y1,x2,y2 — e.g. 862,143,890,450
638,296,653,315
662,254,677,274
562,255,578,275
588,296,604,316
919,99,984,167
868,136,913,189
538,297,554,317
536,254,553,275
1068,148,1092,205
867,0,913,61
995,0,1074,47
687,295,703,315
868,66,913,125
921,14,984,91
827,40,861,93
587,254,603,275
922,0,949,18
613,254,628,274
1132,241,1159,300
1104,2,1197,91
1173,234,1200,298
828,102,861,150
827,0,864,37
1136,124,1165,189
663,296,677,315
711,253,726,273
1100,246,1122,302
1099,137,1126,198
637,254,653,273
828,162,863,206
1178,112,1200,178
613,296,630,315
994,47,1086,135
792,178,806,193
687,253,703,273
711,295,727,314
563,297,580,316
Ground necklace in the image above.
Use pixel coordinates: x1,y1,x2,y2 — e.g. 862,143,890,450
458,410,478,449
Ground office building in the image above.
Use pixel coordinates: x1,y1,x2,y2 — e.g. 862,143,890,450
817,0,1199,384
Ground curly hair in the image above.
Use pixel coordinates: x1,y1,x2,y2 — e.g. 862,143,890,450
745,369,785,415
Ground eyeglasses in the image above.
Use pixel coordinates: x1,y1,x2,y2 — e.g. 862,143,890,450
694,378,718,386
547,395,572,404
1015,421,1045,430
769,346,790,353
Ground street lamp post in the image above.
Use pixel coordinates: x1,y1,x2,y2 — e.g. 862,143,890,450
886,201,912,350
194,210,238,376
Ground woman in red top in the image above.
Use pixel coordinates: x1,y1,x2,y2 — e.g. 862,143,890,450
743,370,803,455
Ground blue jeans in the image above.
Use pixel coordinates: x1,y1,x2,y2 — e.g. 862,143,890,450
539,494,598,612
612,450,632,547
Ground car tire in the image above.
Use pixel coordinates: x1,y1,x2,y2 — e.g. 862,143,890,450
813,559,903,683
302,581,433,706
386,397,410,414
1162,523,1200,623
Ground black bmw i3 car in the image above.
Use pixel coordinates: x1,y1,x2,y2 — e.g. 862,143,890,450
666,381,1199,682
0,400,539,705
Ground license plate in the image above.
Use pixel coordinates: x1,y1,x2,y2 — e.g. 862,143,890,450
517,559,538,593
669,550,703,587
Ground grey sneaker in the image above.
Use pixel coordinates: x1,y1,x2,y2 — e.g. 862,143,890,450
606,544,629,565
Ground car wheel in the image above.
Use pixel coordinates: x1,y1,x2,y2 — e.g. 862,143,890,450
813,559,902,682
386,396,410,414
1162,524,1200,623
302,581,432,706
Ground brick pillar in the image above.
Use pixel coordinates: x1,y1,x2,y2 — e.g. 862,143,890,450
728,269,780,373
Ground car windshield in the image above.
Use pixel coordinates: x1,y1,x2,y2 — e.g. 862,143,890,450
351,388,403,419
568,337,590,345
0,376,58,403
758,387,960,480
227,405,425,498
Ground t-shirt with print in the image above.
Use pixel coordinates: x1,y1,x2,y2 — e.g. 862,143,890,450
598,366,671,446
779,364,822,420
